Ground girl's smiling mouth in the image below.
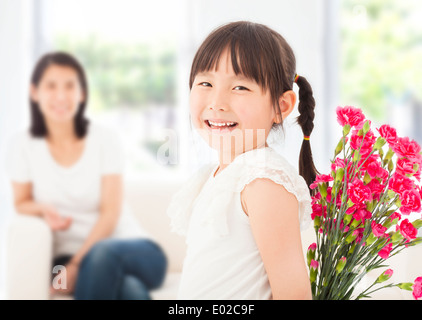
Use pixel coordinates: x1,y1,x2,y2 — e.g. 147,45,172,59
205,119,239,133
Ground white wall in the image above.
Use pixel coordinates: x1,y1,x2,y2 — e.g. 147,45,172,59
0,0,34,298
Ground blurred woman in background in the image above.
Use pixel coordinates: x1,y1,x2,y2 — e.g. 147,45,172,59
6,52,167,299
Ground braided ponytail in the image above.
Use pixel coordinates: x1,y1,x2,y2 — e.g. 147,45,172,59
295,75,319,195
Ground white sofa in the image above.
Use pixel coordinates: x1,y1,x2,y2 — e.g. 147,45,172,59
5,178,421,300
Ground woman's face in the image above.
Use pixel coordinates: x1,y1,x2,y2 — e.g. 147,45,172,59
189,49,276,163
31,64,85,124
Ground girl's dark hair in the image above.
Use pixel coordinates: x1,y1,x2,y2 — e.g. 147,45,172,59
189,21,318,194
30,51,89,138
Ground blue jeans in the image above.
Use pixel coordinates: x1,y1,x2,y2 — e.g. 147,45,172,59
69,238,167,300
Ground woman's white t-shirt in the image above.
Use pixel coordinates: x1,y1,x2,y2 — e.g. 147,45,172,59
167,147,312,300
6,123,148,258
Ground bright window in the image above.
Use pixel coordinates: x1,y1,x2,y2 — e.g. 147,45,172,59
38,0,188,180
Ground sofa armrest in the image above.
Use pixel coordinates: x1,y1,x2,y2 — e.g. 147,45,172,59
6,214,52,300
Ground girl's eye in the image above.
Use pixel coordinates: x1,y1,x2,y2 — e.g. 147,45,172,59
233,86,249,91
199,82,212,87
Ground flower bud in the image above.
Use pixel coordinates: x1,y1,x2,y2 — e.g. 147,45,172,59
397,282,413,291
343,213,353,226
343,124,351,136
335,168,345,183
353,151,361,162
388,159,394,172
384,148,394,161
391,231,404,244
378,147,384,159
335,257,347,274
314,215,321,228
363,120,371,134
366,232,377,245
307,243,317,267
412,220,422,229
363,171,371,184
319,183,328,199
345,231,358,244
309,259,319,283
334,139,345,157
376,269,394,283
373,137,386,150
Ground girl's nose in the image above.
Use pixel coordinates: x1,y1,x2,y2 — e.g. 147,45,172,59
209,90,229,111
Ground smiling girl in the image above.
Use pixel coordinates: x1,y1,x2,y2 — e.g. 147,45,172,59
168,21,317,300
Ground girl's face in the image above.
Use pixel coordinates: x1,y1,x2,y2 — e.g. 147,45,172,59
31,64,85,124
190,49,277,162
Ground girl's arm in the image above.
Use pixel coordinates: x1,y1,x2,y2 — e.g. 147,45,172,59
241,178,312,300
68,174,123,266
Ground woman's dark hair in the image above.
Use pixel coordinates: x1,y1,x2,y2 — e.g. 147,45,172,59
30,51,89,138
189,21,318,195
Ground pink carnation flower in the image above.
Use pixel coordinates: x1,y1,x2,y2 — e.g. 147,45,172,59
377,124,398,145
388,173,415,196
396,157,416,176
347,177,372,204
371,221,388,238
378,243,393,259
399,219,418,241
399,189,422,215
367,178,385,201
392,137,422,163
413,277,422,300
310,174,334,190
336,106,365,127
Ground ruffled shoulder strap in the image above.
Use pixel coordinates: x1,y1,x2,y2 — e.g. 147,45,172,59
227,147,312,231
166,164,216,236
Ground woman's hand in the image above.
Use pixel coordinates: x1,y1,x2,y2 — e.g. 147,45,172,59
40,204,72,231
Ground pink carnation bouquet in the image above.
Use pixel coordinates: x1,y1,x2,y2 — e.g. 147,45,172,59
307,106,422,300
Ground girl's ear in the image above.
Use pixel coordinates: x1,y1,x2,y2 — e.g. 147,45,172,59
277,90,296,121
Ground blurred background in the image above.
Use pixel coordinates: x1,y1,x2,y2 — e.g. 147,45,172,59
0,0,421,298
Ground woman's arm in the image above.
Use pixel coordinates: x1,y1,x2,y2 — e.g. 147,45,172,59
68,174,123,266
241,178,312,300
11,181,72,230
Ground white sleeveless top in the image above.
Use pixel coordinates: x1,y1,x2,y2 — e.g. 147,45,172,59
167,147,312,300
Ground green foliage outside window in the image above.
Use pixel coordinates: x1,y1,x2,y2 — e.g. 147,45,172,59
54,33,177,111
341,0,422,121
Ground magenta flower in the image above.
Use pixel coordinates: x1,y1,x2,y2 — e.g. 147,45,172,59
399,219,418,241
413,277,422,300
350,129,376,157
392,137,422,163
399,189,422,215
377,124,398,145
388,172,414,196
336,106,366,127
310,174,334,190
347,177,372,204
378,243,393,259
396,157,416,176
371,221,387,238
353,208,372,225
367,178,385,201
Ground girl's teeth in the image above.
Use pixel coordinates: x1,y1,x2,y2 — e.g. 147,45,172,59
209,121,235,127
